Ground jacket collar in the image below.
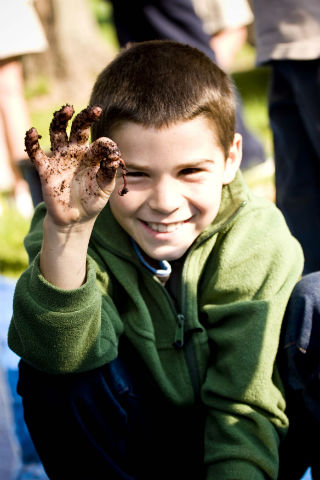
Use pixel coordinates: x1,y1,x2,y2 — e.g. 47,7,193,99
193,169,248,247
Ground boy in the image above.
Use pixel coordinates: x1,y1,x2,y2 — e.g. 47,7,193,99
8,41,303,479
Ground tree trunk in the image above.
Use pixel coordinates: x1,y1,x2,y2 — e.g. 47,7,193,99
24,0,116,101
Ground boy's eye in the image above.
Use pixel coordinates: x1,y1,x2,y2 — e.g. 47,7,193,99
126,171,146,177
180,168,202,175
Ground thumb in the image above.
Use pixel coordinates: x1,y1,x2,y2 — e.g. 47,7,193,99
86,137,128,196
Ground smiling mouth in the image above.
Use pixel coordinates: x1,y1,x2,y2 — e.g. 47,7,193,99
143,220,190,233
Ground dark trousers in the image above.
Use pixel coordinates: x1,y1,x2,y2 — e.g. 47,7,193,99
18,159,43,207
278,272,320,480
109,0,265,171
17,274,320,479
269,59,320,274
17,339,205,480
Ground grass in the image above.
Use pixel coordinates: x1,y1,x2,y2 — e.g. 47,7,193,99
88,0,119,49
232,66,275,196
0,199,29,278
1,37,274,279
233,66,272,157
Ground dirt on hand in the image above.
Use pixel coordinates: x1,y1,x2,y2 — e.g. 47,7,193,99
24,104,128,224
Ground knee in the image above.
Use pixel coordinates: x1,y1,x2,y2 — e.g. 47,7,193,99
282,272,320,361
286,272,320,323
291,272,320,301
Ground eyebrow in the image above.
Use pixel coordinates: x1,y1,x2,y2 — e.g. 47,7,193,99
178,159,216,168
125,159,216,170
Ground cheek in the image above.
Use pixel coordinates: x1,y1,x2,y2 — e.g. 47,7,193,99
109,191,140,221
192,182,223,210
196,188,223,225
110,196,128,215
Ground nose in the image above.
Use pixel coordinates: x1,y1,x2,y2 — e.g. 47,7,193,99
147,177,183,214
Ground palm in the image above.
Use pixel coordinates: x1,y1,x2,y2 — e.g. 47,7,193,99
25,105,127,225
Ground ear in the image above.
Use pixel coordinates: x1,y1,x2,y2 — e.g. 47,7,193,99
222,133,242,185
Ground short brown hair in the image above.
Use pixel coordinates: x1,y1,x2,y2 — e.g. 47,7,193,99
90,40,236,158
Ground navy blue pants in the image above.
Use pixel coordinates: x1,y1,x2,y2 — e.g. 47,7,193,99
278,272,320,480
109,0,265,171
17,274,320,479
17,338,205,479
269,59,320,274
18,159,43,207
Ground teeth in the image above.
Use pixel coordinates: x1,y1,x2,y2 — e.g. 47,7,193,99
147,221,184,233
157,223,168,232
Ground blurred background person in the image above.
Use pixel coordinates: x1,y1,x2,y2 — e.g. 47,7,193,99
192,0,253,74
252,0,320,275
108,0,266,172
252,1,320,478
192,0,267,171
0,3,48,478
0,0,47,216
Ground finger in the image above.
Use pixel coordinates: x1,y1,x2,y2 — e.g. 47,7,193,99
117,158,128,196
49,104,74,151
85,137,122,166
69,105,102,145
85,137,128,195
24,127,49,171
97,160,128,196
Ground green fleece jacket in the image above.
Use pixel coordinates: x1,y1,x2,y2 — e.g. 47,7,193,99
9,171,303,479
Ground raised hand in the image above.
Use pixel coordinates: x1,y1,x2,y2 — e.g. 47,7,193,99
25,104,127,226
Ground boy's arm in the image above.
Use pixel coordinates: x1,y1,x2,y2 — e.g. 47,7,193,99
40,214,95,289
199,202,304,479
8,203,125,373
8,105,127,372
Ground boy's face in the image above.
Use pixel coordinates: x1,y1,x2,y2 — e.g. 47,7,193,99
109,116,241,262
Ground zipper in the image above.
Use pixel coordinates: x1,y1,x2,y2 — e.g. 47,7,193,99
174,313,185,348
153,272,201,398
176,201,247,397
152,278,186,347
179,253,201,397
94,201,247,397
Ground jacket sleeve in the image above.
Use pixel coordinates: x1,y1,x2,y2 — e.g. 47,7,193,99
199,201,304,479
8,204,124,373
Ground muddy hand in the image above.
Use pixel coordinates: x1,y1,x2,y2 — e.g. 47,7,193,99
24,105,128,225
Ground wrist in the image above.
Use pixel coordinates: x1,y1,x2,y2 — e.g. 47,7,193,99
44,212,96,235
40,214,95,290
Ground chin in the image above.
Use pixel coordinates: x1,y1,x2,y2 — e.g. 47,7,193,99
149,247,188,262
